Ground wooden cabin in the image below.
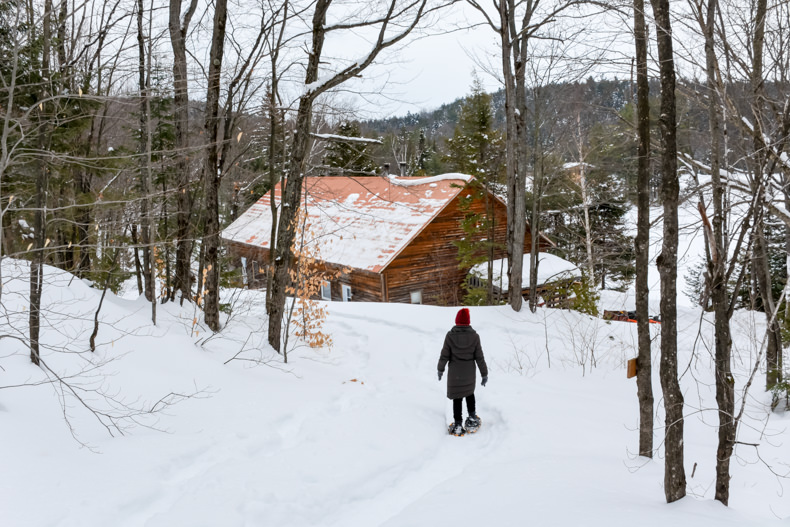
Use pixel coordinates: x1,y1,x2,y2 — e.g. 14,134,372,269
221,174,551,306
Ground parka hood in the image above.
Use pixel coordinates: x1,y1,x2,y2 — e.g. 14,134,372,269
447,325,478,350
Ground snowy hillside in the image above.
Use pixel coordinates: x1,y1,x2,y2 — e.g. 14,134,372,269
1,250,788,526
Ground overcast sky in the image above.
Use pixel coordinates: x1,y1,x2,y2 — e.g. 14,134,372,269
309,3,504,119
363,24,503,117
327,2,636,120
171,1,640,122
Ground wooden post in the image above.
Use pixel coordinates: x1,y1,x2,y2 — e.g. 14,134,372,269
627,358,638,379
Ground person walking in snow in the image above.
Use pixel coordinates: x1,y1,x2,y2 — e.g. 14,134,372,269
438,308,488,436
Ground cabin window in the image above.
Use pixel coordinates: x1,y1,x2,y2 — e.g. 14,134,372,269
252,260,260,281
240,257,248,285
320,281,331,300
410,290,422,304
341,284,352,302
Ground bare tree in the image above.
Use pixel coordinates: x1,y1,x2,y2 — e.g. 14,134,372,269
264,0,292,310
202,0,276,331
29,0,55,366
467,0,582,313
689,0,790,501
633,0,653,459
0,1,24,304
201,0,230,332
650,0,687,502
691,0,738,505
749,0,783,391
573,111,595,282
169,0,199,305
267,0,433,351
136,0,156,324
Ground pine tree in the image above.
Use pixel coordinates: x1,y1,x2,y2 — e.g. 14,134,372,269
323,121,377,175
445,79,504,182
445,79,505,305
550,116,636,291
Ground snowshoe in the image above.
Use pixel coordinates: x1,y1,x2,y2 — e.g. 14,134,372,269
465,415,482,434
448,422,466,436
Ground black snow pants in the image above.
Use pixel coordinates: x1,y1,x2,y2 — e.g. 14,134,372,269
453,394,476,424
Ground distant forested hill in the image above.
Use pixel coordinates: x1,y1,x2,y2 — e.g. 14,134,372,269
356,78,642,179
360,78,637,143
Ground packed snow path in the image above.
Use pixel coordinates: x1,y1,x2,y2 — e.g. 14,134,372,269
1,260,788,526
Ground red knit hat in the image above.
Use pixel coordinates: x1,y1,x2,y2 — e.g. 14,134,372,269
455,308,470,326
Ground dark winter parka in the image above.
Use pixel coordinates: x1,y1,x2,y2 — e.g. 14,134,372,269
438,326,488,399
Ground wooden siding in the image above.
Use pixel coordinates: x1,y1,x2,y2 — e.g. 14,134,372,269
225,188,549,307
225,240,384,302
333,268,384,302
384,192,540,305
225,241,271,289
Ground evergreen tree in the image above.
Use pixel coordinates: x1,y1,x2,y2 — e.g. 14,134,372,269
323,121,377,175
445,78,505,182
445,79,506,305
375,127,444,177
551,114,636,291
412,128,444,176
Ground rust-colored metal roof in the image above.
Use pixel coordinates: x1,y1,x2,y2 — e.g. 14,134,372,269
221,174,474,273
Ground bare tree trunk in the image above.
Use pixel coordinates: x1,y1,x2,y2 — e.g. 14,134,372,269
467,0,574,313
634,0,654,459
30,0,54,366
691,0,736,505
161,178,172,301
481,0,528,312
266,0,429,351
753,219,782,382
496,0,528,313
528,193,539,310
90,240,123,352
650,0,686,502
130,223,143,295
202,0,229,332
30,127,47,366
528,114,541,312
577,113,594,284
169,0,198,304
264,5,289,304
136,0,154,311
268,72,318,350
785,181,790,322
0,6,21,287
265,81,280,308
749,0,783,390
486,185,495,305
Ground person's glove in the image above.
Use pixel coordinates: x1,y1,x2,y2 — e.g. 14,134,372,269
438,371,443,381
482,376,488,387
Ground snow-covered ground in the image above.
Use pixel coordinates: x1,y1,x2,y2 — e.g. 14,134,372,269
1,253,788,526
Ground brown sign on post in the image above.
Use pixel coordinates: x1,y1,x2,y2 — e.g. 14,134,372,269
627,358,637,379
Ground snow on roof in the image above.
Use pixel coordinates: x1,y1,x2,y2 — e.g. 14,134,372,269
222,175,474,273
387,173,473,187
470,253,582,290
562,162,594,170
312,133,382,144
